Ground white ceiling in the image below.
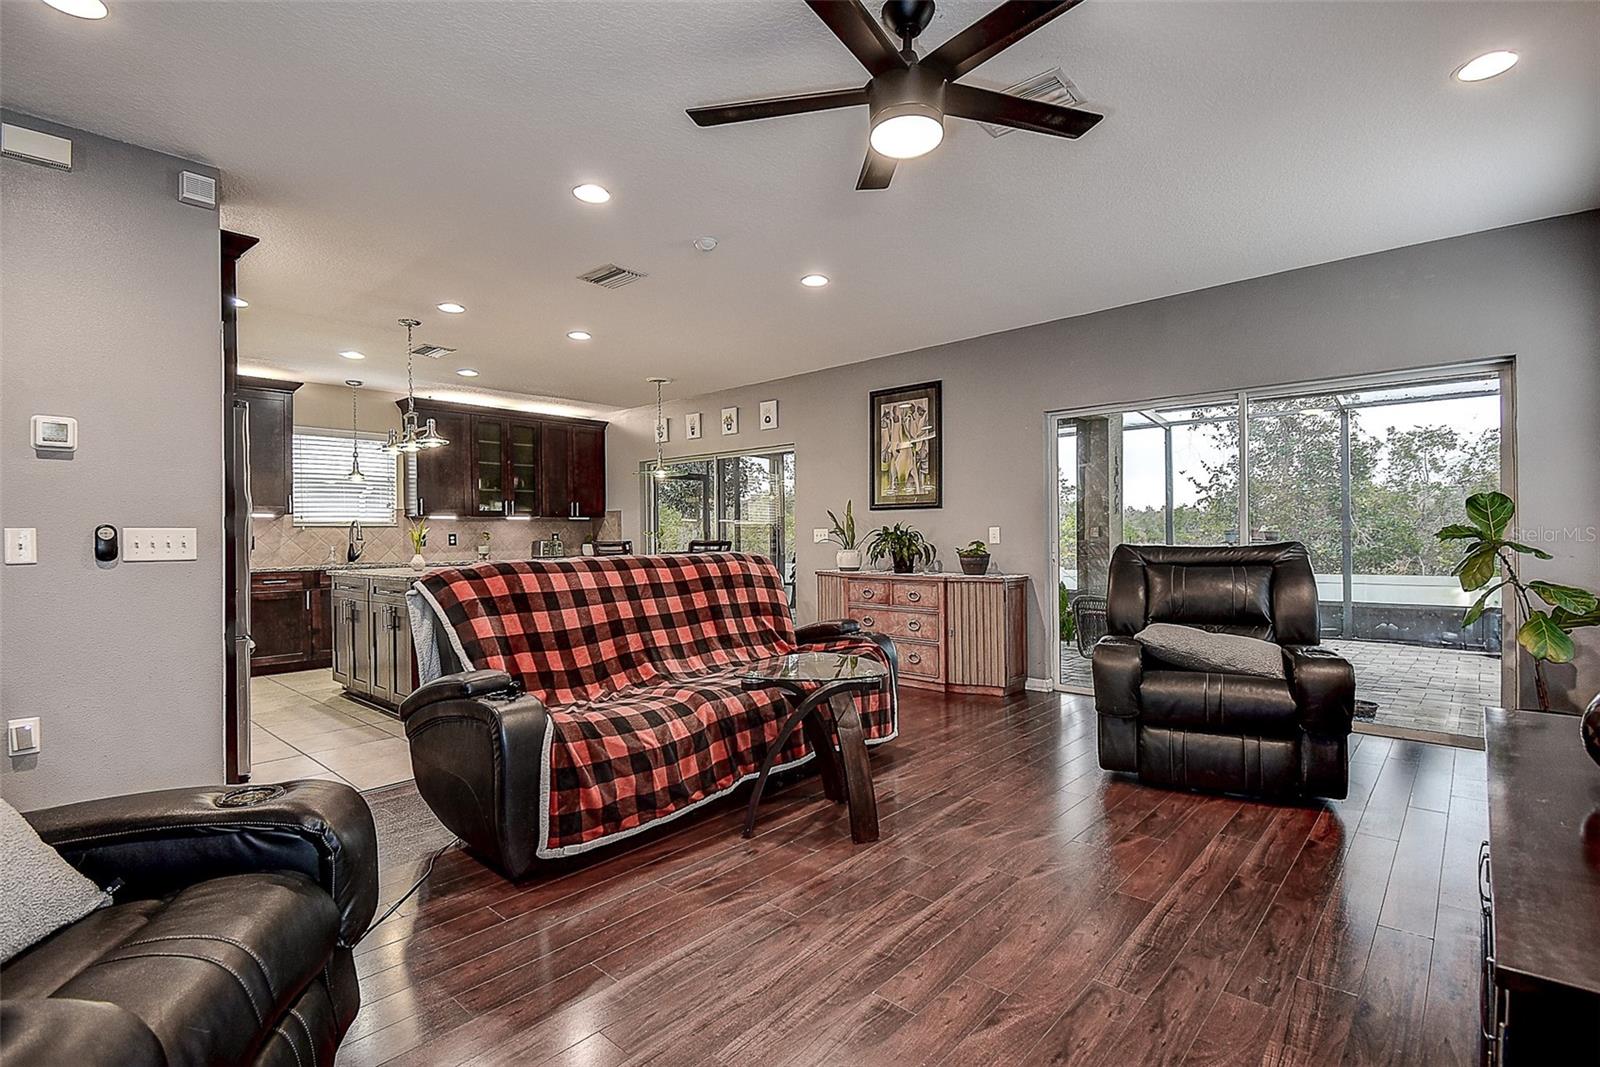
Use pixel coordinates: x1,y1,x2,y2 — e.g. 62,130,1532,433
4,1,1597,413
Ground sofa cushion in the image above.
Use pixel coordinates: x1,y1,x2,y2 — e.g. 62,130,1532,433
1140,670,1301,737
1136,622,1285,679
0,798,111,964
6,872,338,1066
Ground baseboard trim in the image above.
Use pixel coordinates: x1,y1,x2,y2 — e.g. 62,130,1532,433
1025,676,1054,692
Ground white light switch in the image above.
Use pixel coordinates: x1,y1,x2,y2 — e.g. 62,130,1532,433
813,528,830,543
5,528,37,564
988,526,1002,544
8,717,40,756
123,527,198,562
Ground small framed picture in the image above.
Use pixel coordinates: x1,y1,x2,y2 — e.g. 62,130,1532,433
685,412,702,440
721,406,739,435
759,399,778,430
654,417,669,444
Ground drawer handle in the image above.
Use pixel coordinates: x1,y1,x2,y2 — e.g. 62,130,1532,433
861,589,874,599
907,651,921,665
860,616,875,628
260,578,289,586
906,591,921,602
907,619,921,633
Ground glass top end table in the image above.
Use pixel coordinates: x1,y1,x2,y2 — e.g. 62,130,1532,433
740,651,888,843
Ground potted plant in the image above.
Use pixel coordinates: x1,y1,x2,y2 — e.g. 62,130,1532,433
956,539,992,575
408,521,429,570
1438,492,1599,750
864,523,935,575
826,501,861,571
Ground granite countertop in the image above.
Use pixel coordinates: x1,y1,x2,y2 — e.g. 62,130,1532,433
252,560,479,575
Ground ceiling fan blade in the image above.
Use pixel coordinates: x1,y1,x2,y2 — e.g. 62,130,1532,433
856,149,897,190
805,0,909,76
921,1,1084,80
687,86,868,127
944,82,1103,138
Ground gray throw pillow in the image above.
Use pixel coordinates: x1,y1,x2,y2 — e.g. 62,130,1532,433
1,797,111,963
1135,622,1285,679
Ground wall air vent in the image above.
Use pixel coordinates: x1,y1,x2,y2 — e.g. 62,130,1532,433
178,170,218,208
979,68,1083,138
410,343,456,359
577,263,648,289
2,123,72,170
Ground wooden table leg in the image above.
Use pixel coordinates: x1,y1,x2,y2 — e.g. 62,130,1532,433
800,710,847,803
742,701,814,838
828,691,879,843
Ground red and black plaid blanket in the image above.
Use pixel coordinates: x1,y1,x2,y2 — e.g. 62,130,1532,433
414,553,896,856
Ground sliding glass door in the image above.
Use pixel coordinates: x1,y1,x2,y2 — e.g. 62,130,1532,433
645,449,797,579
1051,365,1506,746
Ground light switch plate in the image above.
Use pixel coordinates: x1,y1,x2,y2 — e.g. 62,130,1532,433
8,717,40,756
988,526,1002,544
123,527,198,562
5,528,37,564
813,528,829,543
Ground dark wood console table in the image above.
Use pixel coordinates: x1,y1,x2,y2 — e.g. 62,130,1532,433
1481,706,1600,1065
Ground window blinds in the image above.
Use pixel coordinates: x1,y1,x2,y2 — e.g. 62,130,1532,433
291,432,398,525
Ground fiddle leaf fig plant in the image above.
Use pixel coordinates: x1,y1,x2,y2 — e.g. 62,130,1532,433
863,523,935,574
1440,491,1599,709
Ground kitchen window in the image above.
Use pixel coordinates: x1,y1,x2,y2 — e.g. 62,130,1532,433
291,430,398,525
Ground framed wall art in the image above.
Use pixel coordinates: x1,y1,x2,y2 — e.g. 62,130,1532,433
685,412,702,440
869,380,942,510
721,406,739,435
759,400,778,430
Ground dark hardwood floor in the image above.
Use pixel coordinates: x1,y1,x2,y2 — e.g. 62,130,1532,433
337,688,1485,1067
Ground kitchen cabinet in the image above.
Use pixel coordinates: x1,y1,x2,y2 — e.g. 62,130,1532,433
329,574,371,693
249,570,331,675
329,571,416,712
405,399,605,519
237,376,300,516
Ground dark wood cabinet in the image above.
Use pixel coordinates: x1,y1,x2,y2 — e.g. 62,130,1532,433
405,399,605,519
249,570,329,675
237,376,300,516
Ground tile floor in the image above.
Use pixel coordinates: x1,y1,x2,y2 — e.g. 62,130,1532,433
249,669,414,791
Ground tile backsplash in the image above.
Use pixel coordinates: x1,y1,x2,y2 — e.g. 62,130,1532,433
251,511,623,570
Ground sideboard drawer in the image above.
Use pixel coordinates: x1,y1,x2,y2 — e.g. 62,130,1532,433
891,580,941,610
852,606,938,641
844,578,891,605
895,639,942,682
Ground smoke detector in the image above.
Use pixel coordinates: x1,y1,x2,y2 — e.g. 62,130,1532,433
577,262,649,289
693,236,719,253
978,69,1083,137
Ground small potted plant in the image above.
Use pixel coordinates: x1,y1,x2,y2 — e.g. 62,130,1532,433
408,521,429,570
956,539,992,575
864,523,935,575
826,501,861,571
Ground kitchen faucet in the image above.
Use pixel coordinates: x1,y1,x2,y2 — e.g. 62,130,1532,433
347,520,364,563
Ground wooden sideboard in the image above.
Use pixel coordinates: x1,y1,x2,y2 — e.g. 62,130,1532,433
817,570,1029,696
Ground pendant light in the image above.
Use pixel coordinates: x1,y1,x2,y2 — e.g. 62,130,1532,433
383,318,450,455
643,376,672,480
345,379,366,484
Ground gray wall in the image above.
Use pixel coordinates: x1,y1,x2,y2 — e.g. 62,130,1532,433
1,114,224,809
608,211,1600,710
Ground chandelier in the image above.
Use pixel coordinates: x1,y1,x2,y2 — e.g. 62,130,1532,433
383,318,448,455
644,376,671,480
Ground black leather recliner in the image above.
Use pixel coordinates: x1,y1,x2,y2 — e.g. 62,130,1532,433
1092,542,1354,798
1,781,378,1067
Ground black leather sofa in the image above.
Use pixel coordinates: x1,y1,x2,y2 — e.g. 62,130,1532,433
1092,542,1355,798
1,781,378,1067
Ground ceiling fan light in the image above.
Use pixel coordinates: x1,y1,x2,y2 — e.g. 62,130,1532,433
870,107,944,160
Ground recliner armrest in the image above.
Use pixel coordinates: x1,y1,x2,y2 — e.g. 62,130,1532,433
1282,644,1356,736
400,668,518,721
26,780,378,947
1,999,166,1067
795,619,862,643
1092,635,1145,718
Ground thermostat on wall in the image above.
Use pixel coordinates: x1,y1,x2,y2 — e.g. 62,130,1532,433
31,415,77,452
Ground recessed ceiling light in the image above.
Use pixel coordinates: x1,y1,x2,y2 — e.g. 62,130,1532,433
572,183,611,204
1454,50,1519,82
42,0,108,19
339,350,365,360
566,330,592,341
436,302,466,314
455,368,480,377
231,297,249,308
800,274,830,288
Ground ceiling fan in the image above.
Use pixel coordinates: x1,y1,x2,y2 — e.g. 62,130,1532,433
687,0,1104,190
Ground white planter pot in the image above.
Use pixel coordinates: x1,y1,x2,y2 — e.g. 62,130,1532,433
835,549,862,572
410,553,427,571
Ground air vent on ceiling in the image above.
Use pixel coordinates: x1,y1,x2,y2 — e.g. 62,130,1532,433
979,68,1083,138
411,343,456,359
178,170,218,208
577,263,648,289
